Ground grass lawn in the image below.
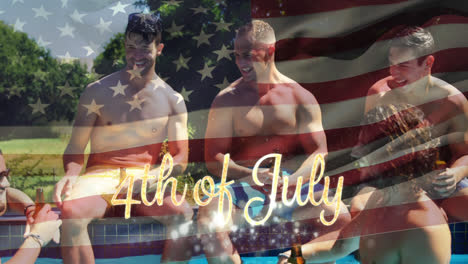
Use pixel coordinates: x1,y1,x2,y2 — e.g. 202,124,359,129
0,138,90,171
0,138,90,201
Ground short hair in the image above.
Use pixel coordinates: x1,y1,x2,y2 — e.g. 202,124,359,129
390,26,435,64
359,104,438,190
236,20,276,45
125,13,162,44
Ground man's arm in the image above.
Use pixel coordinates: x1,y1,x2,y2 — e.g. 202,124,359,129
289,87,327,183
54,84,98,205
364,78,390,114
166,92,189,175
5,188,33,214
204,91,254,180
432,95,468,197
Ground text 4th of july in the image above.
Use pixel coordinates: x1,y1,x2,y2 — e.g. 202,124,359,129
111,153,344,226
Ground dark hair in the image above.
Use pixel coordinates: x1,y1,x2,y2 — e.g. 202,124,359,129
360,104,438,189
125,13,162,44
390,26,435,65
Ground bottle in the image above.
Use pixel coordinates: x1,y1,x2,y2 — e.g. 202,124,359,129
33,187,61,243
288,243,305,264
33,187,45,218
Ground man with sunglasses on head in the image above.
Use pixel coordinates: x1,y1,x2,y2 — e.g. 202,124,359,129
53,13,193,264
0,151,62,264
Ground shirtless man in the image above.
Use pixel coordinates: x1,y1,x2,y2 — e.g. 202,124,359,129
53,13,193,264
198,20,348,264
293,105,451,264
363,26,468,221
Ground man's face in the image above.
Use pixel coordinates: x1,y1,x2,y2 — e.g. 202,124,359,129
125,33,163,75
0,175,10,216
234,34,270,82
388,47,430,87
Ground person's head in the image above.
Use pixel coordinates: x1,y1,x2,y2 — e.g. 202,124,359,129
234,20,276,82
124,12,164,75
388,27,435,87
0,169,10,216
358,104,438,190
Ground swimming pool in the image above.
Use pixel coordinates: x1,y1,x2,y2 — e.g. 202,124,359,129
2,254,468,263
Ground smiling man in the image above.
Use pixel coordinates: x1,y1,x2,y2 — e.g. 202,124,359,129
199,20,349,264
363,26,468,221
53,13,193,264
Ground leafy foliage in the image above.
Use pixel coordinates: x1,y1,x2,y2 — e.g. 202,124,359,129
0,21,95,130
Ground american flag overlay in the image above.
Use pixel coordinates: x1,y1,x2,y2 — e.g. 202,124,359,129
0,0,468,262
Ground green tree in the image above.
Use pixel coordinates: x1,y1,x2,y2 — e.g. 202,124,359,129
93,33,126,75
0,21,94,136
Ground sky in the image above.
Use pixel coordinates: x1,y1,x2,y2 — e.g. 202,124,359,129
0,0,144,60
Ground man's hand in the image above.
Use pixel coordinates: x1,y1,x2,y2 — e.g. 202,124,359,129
432,168,459,198
256,169,283,194
28,204,62,246
53,176,77,208
23,205,35,237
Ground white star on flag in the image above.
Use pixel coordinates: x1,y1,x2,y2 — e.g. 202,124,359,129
83,46,95,56
213,45,233,61
198,63,215,81
215,77,230,90
11,0,24,5
83,99,104,116
59,52,76,63
95,17,112,34
166,21,183,37
29,99,49,115
8,86,22,99
0,10,4,15
57,82,77,97
127,66,143,80
150,78,165,90
32,5,52,21
163,0,182,7
109,1,130,16
191,6,208,14
70,9,87,24
193,29,214,47
127,95,145,111
174,93,184,104
213,21,233,32
179,87,193,102
37,36,51,47
109,80,128,97
173,54,191,71
57,23,75,38
12,18,26,32
60,0,68,8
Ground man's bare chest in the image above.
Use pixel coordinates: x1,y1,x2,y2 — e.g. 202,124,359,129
232,104,297,136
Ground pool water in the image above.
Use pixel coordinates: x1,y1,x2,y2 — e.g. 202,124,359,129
3,254,468,263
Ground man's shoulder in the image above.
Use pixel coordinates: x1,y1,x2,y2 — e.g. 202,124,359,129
151,78,187,112
82,71,122,97
432,76,467,106
211,78,243,107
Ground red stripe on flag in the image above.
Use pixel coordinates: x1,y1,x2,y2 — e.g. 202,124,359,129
275,14,468,61
301,48,468,104
251,0,410,18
